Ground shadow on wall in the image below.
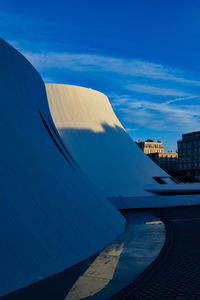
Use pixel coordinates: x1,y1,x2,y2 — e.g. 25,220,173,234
58,123,162,197
59,123,152,166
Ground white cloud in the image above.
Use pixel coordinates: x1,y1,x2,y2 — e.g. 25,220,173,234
112,94,200,132
8,39,200,136
126,128,139,132
126,84,195,97
163,95,198,105
15,48,200,85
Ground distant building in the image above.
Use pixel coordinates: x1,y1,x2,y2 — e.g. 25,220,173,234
149,152,178,175
178,131,200,182
136,139,164,154
135,139,178,175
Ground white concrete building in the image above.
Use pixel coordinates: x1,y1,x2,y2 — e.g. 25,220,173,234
0,39,125,297
46,84,169,198
2,38,200,298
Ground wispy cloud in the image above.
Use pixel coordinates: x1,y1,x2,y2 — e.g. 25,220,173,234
163,95,198,105
126,84,195,97
8,39,200,142
111,94,200,132
3,7,200,151
14,48,200,86
126,128,139,132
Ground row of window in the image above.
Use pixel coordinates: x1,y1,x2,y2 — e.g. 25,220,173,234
179,149,200,156
179,156,200,162
159,161,177,165
178,140,200,149
144,144,163,148
179,162,200,169
182,134,200,141
158,156,177,159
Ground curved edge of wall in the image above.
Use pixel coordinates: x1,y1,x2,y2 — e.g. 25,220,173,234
0,39,126,297
46,83,168,198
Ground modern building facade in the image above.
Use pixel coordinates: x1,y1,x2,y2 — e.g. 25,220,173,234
178,131,200,182
136,140,164,154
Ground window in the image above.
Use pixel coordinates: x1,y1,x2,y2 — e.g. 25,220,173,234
178,143,182,150
153,177,166,184
153,176,179,184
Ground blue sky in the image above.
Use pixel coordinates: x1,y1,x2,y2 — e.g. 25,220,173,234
1,0,200,151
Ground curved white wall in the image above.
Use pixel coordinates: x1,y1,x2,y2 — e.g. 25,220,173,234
0,39,125,297
46,84,168,198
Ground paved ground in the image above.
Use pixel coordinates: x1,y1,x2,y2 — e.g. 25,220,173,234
111,206,200,300
3,206,200,299
1,212,164,300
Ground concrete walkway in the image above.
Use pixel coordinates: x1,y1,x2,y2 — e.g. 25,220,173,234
1,212,165,300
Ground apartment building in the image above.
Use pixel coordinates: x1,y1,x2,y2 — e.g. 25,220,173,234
136,139,178,175
178,131,200,181
136,139,164,154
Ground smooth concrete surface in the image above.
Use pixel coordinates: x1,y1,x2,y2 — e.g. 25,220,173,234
64,212,165,300
0,39,125,297
46,84,200,209
145,182,200,195
46,84,169,199
110,194,200,209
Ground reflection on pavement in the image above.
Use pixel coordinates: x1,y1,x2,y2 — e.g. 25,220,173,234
65,212,165,300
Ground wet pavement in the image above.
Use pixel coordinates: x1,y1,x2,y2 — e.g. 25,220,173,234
1,212,165,300
112,206,200,300
3,206,200,299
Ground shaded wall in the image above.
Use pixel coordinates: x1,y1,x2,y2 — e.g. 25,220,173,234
0,39,125,296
